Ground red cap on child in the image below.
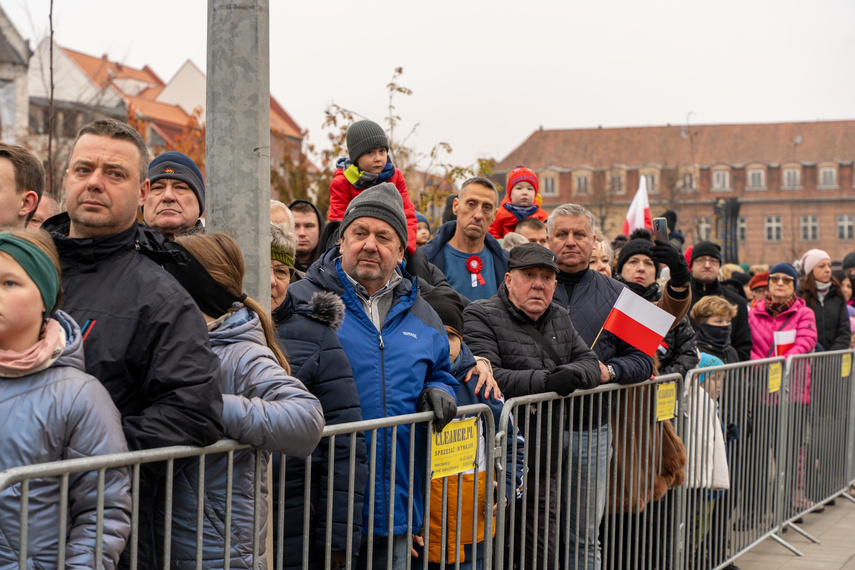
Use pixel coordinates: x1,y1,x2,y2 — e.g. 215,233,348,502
508,165,539,194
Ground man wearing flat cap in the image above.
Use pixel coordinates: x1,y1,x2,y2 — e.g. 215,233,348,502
280,182,459,569
141,151,206,239
463,242,600,570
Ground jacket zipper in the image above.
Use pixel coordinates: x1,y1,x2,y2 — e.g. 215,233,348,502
379,332,390,531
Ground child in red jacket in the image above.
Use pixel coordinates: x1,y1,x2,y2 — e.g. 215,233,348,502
328,119,418,254
489,165,549,239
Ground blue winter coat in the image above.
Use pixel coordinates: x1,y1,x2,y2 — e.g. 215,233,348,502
282,246,459,536
272,291,368,570
0,311,131,569
552,269,653,427
158,308,324,569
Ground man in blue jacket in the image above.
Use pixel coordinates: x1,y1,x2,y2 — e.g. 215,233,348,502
420,177,508,301
281,182,459,570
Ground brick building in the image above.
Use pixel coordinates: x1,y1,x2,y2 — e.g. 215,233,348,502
495,121,855,265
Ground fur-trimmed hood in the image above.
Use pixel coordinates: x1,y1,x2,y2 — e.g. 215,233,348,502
272,290,345,330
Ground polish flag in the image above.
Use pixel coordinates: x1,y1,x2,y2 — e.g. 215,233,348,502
602,289,676,356
774,329,796,356
622,176,652,235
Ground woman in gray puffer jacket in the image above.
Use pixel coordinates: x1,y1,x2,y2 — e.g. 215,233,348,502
160,233,325,569
0,230,131,569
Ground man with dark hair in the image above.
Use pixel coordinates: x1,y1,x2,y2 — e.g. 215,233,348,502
515,217,549,246
43,118,223,448
289,199,326,271
42,119,224,565
688,240,752,360
142,151,206,239
0,143,45,228
420,177,508,301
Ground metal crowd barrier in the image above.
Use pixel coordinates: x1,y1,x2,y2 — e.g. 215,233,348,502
493,373,685,570
678,357,786,570
0,405,495,570
780,350,855,545
3,356,855,570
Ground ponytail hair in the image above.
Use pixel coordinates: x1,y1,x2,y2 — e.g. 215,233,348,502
175,232,290,373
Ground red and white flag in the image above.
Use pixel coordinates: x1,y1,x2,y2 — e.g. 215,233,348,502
602,289,676,356
622,176,652,235
774,329,796,356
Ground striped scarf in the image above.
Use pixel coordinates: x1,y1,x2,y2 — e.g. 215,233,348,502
765,294,796,318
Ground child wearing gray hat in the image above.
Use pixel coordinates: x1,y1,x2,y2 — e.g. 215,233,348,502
328,119,419,255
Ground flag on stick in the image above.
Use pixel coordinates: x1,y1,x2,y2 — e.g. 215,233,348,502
602,289,676,356
774,329,796,356
622,175,652,235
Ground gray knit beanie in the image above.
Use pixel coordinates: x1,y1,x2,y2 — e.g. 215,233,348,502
347,120,389,163
340,183,408,248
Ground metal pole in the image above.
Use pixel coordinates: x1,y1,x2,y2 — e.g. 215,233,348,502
206,0,271,311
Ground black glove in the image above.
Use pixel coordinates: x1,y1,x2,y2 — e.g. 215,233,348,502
726,422,740,442
418,387,457,432
652,239,691,286
545,367,582,397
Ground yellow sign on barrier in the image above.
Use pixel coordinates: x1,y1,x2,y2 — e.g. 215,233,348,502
430,417,478,479
656,383,676,421
768,362,782,393
843,354,852,378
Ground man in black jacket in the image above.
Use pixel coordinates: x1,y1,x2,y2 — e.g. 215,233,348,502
546,203,656,569
43,119,224,565
688,241,753,361
463,242,600,570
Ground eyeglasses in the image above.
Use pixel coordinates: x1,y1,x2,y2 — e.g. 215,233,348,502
272,266,293,281
769,275,794,284
694,256,720,266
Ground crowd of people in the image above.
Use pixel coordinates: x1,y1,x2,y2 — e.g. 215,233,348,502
0,116,854,570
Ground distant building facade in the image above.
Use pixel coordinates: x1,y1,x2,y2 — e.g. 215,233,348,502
496,121,855,264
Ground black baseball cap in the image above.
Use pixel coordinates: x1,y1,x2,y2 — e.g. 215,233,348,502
507,242,559,274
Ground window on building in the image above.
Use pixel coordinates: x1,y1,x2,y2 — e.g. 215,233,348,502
839,215,854,240
696,217,712,241
542,176,557,196
748,169,765,189
712,170,730,190
738,216,747,242
765,215,782,242
820,167,837,189
575,175,589,195
800,215,819,241
610,174,624,195
783,168,801,189
682,172,696,192
644,173,656,194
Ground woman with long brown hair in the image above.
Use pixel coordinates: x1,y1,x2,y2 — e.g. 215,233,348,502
159,231,325,569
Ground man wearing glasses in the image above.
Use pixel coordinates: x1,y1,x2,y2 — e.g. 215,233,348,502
688,241,753,360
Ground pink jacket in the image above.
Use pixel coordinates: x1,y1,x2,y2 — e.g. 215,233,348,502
749,297,817,403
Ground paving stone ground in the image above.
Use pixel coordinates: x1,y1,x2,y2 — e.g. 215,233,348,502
734,493,855,569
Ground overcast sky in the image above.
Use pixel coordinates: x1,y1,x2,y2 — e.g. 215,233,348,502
6,0,854,170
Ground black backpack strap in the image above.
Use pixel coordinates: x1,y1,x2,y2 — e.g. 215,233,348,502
492,296,561,365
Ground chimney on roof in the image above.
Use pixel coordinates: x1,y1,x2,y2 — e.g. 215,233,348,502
681,125,686,139
102,54,108,60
